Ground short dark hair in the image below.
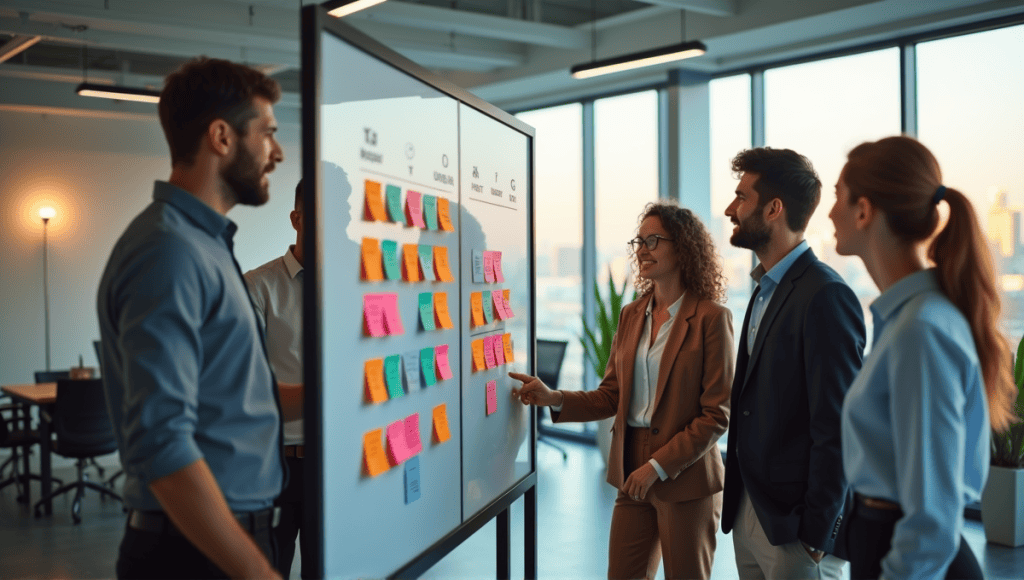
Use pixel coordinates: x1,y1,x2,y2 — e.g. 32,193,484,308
159,57,281,166
294,180,303,210
731,147,821,232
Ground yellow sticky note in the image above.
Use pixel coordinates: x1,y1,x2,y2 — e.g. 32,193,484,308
363,428,390,477
361,238,384,281
437,197,456,232
433,246,455,283
364,180,387,222
402,244,421,282
433,404,451,443
364,359,388,403
434,292,454,329
470,292,484,326
471,339,486,371
503,333,514,363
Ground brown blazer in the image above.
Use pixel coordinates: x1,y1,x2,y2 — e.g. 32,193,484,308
553,292,734,503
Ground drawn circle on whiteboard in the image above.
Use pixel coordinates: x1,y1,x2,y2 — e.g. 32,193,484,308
442,154,449,168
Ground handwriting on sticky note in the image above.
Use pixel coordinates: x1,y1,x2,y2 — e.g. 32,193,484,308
386,419,409,464
437,197,455,232
471,339,486,371
363,295,387,337
404,413,423,456
486,380,498,415
483,251,495,283
502,289,515,319
381,294,404,335
493,251,505,283
382,240,401,281
491,290,506,319
422,195,438,231
418,292,435,332
472,250,485,283
364,180,387,222
402,244,421,282
433,246,455,282
493,334,506,366
470,292,484,326
420,347,437,387
433,404,451,443
483,336,496,369
384,354,403,399
418,244,435,282
435,344,453,381
385,185,403,223
404,455,421,504
404,350,421,390
481,291,494,324
364,428,389,477
502,333,515,363
406,190,426,228
361,238,384,281
364,359,387,403
434,292,454,329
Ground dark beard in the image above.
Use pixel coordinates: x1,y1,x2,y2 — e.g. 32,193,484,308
729,212,771,252
223,143,270,207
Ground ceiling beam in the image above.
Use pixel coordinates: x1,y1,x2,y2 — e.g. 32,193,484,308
634,0,737,17
0,34,41,63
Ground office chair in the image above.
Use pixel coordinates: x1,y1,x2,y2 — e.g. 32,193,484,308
34,379,123,524
0,372,69,500
536,339,570,462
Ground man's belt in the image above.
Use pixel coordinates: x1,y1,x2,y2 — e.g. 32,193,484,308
128,506,279,535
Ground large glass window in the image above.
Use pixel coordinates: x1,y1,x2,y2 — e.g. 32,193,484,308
917,24,1024,340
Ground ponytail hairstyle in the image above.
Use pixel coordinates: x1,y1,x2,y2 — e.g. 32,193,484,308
843,135,1017,431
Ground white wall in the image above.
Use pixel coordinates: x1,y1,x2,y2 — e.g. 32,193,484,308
0,109,301,384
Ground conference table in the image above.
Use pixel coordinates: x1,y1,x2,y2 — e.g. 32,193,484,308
1,382,56,515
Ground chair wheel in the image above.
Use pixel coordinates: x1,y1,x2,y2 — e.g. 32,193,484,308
72,498,82,524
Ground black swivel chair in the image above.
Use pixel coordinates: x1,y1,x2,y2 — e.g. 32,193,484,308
536,339,570,461
33,379,123,523
0,372,67,500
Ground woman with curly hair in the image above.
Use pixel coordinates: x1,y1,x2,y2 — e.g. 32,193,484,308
510,201,734,579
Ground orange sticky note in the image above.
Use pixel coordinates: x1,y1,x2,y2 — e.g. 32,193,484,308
434,292,454,329
470,292,484,326
363,428,389,477
502,289,515,318
502,333,514,363
402,244,421,282
433,246,455,282
364,180,387,222
471,339,486,371
437,197,455,232
364,359,387,403
361,238,384,281
433,404,451,443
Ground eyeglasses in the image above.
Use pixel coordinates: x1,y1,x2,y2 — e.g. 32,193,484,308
629,234,674,251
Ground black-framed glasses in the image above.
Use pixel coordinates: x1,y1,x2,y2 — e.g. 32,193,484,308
629,234,674,251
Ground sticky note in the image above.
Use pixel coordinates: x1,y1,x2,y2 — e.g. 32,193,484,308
434,292,454,329
502,289,515,319
483,251,495,283
361,238,384,281
385,185,403,222
363,429,389,477
493,335,506,366
406,190,426,228
381,240,401,280
471,339,486,371
363,295,387,337
486,380,498,415
382,294,405,335
483,336,497,369
435,344,453,381
493,251,505,283
433,404,451,443
470,292,484,326
364,180,387,222
404,456,421,504
386,419,409,464
481,291,494,324
422,194,438,231
404,413,423,456
433,246,455,282
384,354,403,399
418,292,435,331
404,349,421,390
438,197,455,232
364,358,387,403
402,244,421,282
472,250,485,283
491,290,507,320
502,333,514,363
420,347,437,387
418,244,435,282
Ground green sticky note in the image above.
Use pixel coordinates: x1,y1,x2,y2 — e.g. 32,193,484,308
385,185,403,222
420,347,437,387
384,354,404,398
423,195,438,230
482,291,494,324
381,240,401,280
419,292,435,331
418,244,435,282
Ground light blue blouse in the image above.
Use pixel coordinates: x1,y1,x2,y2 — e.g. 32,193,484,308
841,269,989,580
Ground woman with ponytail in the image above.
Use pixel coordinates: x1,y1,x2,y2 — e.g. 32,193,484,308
829,135,1017,579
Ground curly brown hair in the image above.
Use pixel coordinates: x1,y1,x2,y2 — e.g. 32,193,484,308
631,201,727,303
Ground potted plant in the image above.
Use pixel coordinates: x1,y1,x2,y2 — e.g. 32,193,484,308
980,334,1024,547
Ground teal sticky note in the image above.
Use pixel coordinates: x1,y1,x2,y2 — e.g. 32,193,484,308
381,240,401,280
423,195,438,230
482,291,494,324
385,185,403,222
418,244,435,282
418,292,435,331
420,347,437,386
384,354,404,398
404,349,420,390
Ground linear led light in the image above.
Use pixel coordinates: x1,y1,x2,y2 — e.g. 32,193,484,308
76,83,160,104
0,35,42,64
570,40,707,80
324,0,388,18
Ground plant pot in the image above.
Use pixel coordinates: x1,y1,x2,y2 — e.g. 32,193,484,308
981,465,1024,547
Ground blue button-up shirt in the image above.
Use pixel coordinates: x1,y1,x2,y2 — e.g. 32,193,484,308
747,240,809,355
842,269,988,580
98,181,283,512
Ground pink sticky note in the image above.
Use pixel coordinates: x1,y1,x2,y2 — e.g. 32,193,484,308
493,335,506,366
406,191,426,228
404,413,423,456
386,419,409,464
491,291,507,319
483,251,495,283
483,336,496,369
501,293,515,319
486,380,497,415
382,294,405,335
493,251,504,282
363,295,387,337
435,344,454,381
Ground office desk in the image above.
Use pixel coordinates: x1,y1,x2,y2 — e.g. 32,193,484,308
1,383,56,515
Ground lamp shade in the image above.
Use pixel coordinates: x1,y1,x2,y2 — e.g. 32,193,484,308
39,206,56,220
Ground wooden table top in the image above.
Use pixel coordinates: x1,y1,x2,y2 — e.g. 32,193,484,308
1,382,57,405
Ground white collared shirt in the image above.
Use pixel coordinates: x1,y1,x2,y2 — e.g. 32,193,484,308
628,293,684,428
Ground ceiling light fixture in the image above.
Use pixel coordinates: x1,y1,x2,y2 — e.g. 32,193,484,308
75,82,161,103
323,0,388,18
0,34,42,64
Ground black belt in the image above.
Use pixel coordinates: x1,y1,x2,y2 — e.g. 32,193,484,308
128,507,280,535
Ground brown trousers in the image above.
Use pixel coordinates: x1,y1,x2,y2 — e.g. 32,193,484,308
608,427,722,580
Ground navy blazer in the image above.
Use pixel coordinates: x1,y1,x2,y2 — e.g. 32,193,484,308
722,248,865,557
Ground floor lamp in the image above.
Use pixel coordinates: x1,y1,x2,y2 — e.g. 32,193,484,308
40,206,55,372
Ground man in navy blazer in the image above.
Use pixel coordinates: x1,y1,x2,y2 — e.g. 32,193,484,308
721,148,865,579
